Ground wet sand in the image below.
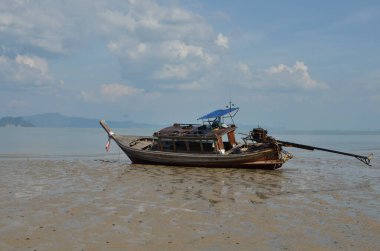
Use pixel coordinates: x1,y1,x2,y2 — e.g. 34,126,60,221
1,157,380,250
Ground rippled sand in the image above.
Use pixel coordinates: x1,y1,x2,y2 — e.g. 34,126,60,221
1,156,379,250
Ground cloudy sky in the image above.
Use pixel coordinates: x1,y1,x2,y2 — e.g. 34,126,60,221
0,0,379,130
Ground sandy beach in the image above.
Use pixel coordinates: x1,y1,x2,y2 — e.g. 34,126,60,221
1,156,379,251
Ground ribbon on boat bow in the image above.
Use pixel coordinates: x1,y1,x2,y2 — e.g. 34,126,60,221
105,137,111,152
103,129,115,152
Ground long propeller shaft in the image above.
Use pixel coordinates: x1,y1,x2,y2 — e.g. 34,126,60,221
278,140,372,166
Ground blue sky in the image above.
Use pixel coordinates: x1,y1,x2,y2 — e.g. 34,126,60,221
0,0,379,130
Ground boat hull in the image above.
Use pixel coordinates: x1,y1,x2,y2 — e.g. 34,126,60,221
99,120,286,170
114,137,284,170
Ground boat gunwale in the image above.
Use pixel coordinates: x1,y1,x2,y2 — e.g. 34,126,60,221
113,134,279,160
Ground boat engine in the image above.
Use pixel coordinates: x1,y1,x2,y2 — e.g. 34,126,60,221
251,127,275,143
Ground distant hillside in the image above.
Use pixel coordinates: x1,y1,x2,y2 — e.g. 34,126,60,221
0,113,154,128
0,117,34,127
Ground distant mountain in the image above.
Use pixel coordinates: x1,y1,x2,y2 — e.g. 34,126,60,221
0,113,155,128
0,116,34,127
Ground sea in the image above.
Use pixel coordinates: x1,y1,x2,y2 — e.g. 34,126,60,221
1,127,380,250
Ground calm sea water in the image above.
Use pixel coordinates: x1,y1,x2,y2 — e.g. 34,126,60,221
0,127,155,158
0,127,379,159
1,127,380,249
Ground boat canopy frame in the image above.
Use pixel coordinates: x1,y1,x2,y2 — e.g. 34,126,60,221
198,107,239,126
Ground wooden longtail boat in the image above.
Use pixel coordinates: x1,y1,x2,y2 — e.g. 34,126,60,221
99,105,372,169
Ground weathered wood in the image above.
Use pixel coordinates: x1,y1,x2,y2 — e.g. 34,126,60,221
225,143,245,155
99,120,287,169
227,130,237,146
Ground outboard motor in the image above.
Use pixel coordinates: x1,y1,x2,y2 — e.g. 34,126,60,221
251,127,275,143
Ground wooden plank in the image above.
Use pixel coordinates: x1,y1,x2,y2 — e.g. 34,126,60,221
225,143,245,155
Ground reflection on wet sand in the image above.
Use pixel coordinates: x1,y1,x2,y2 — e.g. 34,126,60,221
0,158,379,250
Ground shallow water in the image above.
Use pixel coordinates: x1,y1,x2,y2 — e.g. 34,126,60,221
0,128,380,250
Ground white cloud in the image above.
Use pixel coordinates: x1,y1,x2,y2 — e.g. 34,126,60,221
97,0,220,89
162,40,217,65
15,55,49,76
97,1,211,46
154,64,189,79
100,83,143,98
80,90,96,102
233,61,327,91
0,54,52,87
214,33,229,48
1,0,328,97
237,63,252,78
98,1,211,41
0,1,101,55
0,3,65,53
267,64,288,74
81,83,145,103
265,61,328,90
107,40,149,60
0,0,225,94
99,10,137,32
160,80,203,91
0,12,31,31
